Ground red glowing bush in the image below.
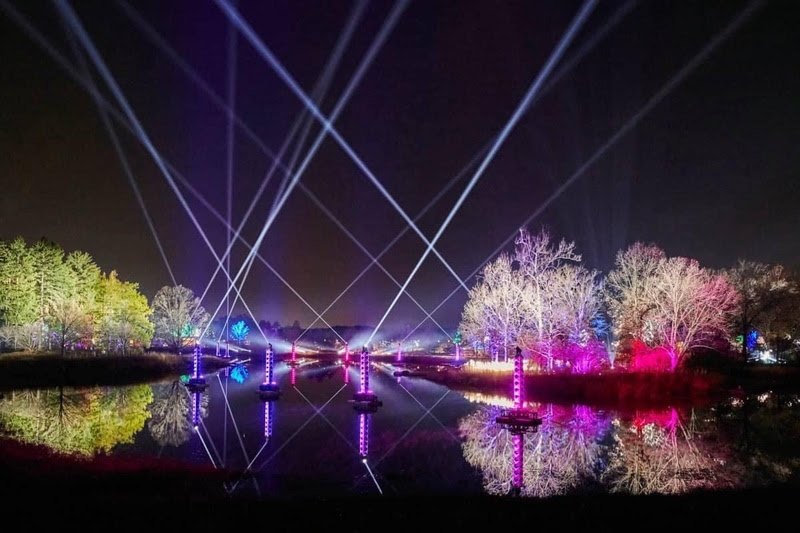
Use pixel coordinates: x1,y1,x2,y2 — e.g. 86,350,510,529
629,340,672,372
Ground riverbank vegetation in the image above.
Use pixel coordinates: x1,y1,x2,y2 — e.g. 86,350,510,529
459,227,800,373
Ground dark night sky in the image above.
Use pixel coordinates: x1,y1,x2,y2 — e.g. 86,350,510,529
1,0,798,332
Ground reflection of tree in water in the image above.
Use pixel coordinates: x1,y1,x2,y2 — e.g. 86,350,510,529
602,408,723,494
714,393,800,483
0,385,153,455
459,404,610,497
147,381,208,447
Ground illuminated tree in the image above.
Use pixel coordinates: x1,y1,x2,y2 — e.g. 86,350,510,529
460,254,533,361
151,285,209,352
515,228,581,370
0,385,153,455
48,295,90,357
605,243,667,346
602,408,722,494
0,237,38,328
644,257,739,370
147,380,207,447
230,319,249,346
95,271,153,354
459,405,609,497
725,261,798,361
0,322,41,352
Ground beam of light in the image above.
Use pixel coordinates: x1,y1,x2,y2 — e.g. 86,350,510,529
402,0,767,344
170,168,346,343
127,0,369,310
213,0,471,296
225,3,238,362
53,0,270,343
363,461,383,495
366,0,598,345
351,389,450,491
202,0,411,339
200,418,224,466
298,182,452,339
205,0,409,325
216,374,251,465
57,20,178,287
293,386,356,451
295,143,490,342
194,425,218,469
397,382,460,443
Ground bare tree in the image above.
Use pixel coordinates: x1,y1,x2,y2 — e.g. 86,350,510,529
644,258,739,370
460,254,533,361
605,243,667,342
725,260,797,361
152,285,210,352
48,296,89,357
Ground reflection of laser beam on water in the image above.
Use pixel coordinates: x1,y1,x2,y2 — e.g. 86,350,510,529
402,0,767,346
216,374,251,465
293,386,356,452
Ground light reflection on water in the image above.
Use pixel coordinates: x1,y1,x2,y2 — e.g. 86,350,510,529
1,362,799,497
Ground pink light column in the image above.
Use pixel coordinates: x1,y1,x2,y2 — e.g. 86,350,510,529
359,412,369,460
291,342,296,362
344,342,350,364
512,432,523,491
397,342,402,362
513,346,523,409
290,366,296,386
360,347,370,394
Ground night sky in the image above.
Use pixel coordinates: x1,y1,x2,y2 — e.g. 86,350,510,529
1,0,798,332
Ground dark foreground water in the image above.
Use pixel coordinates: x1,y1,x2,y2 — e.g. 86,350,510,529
1,360,799,498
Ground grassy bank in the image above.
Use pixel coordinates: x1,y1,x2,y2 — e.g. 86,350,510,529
0,352,231,391
408,365,800,408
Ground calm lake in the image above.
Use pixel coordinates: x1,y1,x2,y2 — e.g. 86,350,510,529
1,359,799,498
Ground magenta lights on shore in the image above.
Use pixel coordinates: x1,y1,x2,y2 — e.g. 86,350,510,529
512,432,523,493
359,412,369,461
360,347,370,394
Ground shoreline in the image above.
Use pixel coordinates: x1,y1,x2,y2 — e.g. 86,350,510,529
0,352,231,391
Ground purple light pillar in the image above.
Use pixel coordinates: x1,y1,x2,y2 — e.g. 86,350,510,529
264,400,274,439
344,342,350,363
215,341,220,357
265,344,275,385
225,340,229,358
513,346,523,409
192,391,201,429
397,342,402,362
193,343,201,379
360,347,370,394
512,432,523,491
291,342,296,362
359,412,369,460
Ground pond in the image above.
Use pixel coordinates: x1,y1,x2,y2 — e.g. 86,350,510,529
1,359,799,498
